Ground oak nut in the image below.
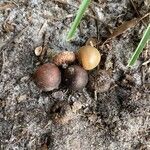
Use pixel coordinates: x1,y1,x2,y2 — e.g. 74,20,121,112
63,65,88,90
78,46,101,70
88,70,111,93
33,63,61,91
53,51,75,66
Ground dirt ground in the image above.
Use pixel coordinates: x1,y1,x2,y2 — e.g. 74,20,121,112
0,0,150,150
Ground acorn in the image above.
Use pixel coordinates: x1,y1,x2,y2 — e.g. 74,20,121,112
33,63,61,91
88,70,111,93
53,51,75,66
77,45,101,70
63,65,88,90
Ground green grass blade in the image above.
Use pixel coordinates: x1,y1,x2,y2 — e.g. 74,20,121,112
128,24,150,67
67,0,91,41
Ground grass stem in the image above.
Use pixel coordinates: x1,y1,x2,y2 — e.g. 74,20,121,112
67,0,91,41
127,24,150,67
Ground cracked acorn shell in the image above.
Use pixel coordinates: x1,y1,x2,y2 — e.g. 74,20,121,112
77,46,101,70
33,63,61,91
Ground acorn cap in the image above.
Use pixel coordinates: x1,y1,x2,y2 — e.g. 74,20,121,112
88,70,111,93
53,51,75,66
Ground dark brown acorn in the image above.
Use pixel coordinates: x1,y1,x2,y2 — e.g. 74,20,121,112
63,65,88,90
33,63,61,91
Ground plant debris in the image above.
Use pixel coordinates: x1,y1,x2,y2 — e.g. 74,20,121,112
34,46,43,56
0,3,15,10
108,13,150,39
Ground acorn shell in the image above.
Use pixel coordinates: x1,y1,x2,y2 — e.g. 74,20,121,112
78,46,101,70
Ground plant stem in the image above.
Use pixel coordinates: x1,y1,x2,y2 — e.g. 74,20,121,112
67,0,91,41
127,24,150,67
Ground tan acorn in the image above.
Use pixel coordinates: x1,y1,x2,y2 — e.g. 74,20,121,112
77,46,101,70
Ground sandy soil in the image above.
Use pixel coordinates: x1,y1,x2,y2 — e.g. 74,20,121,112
0,0,150,150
